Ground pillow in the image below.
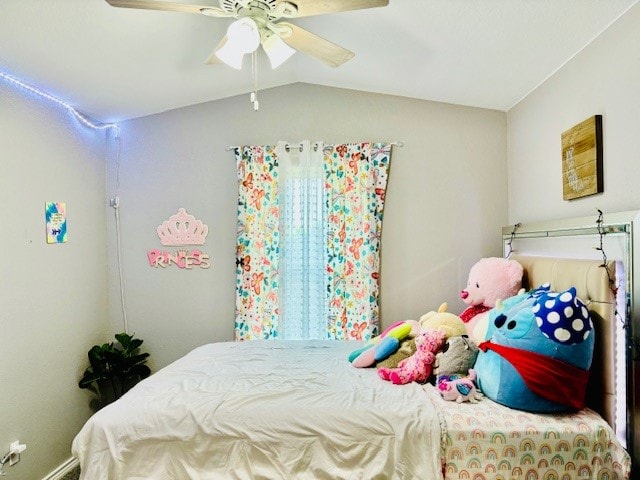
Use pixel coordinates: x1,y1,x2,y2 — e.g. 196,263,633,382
474,284,594,413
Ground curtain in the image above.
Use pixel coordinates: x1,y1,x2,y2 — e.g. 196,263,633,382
234,142,392,341
323,143,392,340
234,145,280,340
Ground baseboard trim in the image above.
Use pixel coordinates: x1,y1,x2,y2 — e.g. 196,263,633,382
42,457,79,480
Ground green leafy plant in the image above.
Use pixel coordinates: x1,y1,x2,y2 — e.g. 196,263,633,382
79,332,151,409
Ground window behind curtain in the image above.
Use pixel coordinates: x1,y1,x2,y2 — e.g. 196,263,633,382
278,141,327,339
280,174,327,339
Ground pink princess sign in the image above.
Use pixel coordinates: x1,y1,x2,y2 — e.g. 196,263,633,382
148,208,211,269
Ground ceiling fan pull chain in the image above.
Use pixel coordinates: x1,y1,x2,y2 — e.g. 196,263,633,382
250,51,259,111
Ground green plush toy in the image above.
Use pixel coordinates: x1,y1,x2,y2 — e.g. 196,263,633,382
376,337,417,368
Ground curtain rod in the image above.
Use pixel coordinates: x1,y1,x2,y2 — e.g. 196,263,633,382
225,141,404,152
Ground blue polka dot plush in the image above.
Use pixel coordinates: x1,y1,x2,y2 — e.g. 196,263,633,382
533,288,592,344
474,284,594,412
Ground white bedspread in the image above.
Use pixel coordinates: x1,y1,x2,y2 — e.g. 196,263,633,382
72,340,443,479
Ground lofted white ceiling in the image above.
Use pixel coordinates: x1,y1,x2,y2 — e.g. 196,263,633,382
1,0,637,123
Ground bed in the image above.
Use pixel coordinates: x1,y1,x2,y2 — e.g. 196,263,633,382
72,255,632,479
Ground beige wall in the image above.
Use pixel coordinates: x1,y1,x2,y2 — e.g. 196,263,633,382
111,83,508,370
507,1,640,467
507,2,640,224
0,82,110,477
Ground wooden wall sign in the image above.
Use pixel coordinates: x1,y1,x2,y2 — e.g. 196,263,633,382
561,115,603,200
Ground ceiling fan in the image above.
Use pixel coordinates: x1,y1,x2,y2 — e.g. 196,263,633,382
104,0,389,69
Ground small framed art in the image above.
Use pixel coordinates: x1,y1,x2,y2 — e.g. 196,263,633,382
46,202,67,243
561,115,603,200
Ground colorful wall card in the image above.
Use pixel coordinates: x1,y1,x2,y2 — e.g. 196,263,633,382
46,202,67,244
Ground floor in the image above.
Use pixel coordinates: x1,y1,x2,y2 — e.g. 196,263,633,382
60,465,80,480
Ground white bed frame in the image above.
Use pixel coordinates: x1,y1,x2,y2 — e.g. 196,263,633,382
502,210,640,473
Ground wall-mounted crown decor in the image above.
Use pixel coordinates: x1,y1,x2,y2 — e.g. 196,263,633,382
148,208,211,269
157,208,208,246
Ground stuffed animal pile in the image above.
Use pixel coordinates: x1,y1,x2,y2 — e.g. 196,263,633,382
349,258,596,414
349,303,475,386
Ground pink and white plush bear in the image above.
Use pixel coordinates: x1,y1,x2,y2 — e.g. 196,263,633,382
460,257,523,344
377,329,446,385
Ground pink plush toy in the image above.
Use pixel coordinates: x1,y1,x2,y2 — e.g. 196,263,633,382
378,329,446,385
437,369,483,403
460,257,523,344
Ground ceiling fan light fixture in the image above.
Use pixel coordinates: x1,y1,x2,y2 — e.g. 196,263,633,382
227,17,261,54
215,17,261,69
262,33,296,69
214,37,245,69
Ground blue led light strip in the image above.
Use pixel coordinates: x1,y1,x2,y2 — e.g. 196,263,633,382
0,71,118,131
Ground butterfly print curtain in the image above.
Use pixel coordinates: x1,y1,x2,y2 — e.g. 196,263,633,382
234,145,280,340
234,142,392,341
323,143,391,340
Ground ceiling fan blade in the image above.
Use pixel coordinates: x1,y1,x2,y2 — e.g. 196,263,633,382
104,0,230,17
278,22,354,67
280,0,388,18
204,35,227,65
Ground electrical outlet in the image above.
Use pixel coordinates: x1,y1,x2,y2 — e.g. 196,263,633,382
8,441,25,467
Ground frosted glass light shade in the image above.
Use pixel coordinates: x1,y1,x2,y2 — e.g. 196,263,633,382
215,18,261,69
263,34,295,69
215,38,245,69
228,18,260,54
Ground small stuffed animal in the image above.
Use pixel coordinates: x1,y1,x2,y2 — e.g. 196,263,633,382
378,329,446,385
437,369,483,403
433,335,479,377
460,257,524,344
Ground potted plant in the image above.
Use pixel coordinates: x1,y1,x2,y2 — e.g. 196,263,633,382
79,332,151,409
